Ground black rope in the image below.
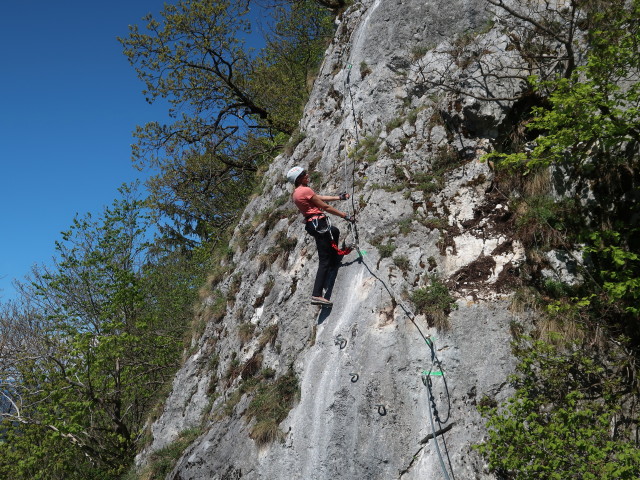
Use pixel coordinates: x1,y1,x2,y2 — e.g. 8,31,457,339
343,63,362,250
341,60,456,480
423,374,456,480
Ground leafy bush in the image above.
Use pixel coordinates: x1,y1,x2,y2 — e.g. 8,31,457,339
484,0,640,340
410,275,456,329
136,428,202,480
377,242,396,259
477,338,640,479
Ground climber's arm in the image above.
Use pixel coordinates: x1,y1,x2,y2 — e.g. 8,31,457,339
310,195,348,218
317,193,349,202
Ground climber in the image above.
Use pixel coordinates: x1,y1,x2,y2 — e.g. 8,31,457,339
286,165,355,306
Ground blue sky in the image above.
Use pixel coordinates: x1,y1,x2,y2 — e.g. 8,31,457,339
1,1,270,301
0,1,177,300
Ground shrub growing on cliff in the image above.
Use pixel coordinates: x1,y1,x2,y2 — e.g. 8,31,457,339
410,275,456,329
130,427,202,480
485,0,640,338
477,338,640,479
247,369,300,445
475,3,640,476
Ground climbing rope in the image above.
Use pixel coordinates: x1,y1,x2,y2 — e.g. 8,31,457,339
338,60,456,480
341,63,362,251
423,372,455,480
422,336,456,480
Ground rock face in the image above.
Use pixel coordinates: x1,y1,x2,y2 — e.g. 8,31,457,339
137,1,539,478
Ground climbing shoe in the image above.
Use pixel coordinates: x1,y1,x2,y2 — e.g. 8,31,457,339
311,297,333,306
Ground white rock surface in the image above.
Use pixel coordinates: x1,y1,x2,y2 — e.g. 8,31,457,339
134,1,548,478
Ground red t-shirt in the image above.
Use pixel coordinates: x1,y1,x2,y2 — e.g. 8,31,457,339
292,185,323,218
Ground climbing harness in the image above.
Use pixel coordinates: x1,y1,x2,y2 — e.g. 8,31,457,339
308,215,331,234
307,214,354,256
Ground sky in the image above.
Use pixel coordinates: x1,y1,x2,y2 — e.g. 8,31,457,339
0,1,176,300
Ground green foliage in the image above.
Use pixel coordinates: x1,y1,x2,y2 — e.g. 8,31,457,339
136,428,202,480
485,0,640,333
275,230,298,253
377,242,396,259
251,0,333,133
0,421,108,480
410,44,431,61
258,323,279,349
205,289,228,324
350,131,381,164
477,338,640,479
359,60,372,78
385,116,404,132
119,0,332,248
413,171,440,194
393,255,410,272
479,8,640,467
246,369,299,445
511,195,579,250
397,218,414,235
409,275,457,329
389,145,462,197
586,230,640,315
147,142,267,248
0,186,200,478
120,0,254,160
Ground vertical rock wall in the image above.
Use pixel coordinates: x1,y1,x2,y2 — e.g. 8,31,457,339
138,1,536,478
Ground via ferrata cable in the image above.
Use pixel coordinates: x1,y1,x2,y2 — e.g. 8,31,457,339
341,61,456,480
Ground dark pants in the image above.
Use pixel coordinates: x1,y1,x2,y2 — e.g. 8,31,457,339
305,217,341,297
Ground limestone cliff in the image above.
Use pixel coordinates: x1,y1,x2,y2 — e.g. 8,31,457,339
137,1,540,478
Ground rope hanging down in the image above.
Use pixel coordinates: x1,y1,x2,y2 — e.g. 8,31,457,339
340,63,361,251
339,61,456,480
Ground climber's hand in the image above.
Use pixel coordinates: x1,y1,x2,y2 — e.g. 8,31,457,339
344,215,356,223
339,192,350,201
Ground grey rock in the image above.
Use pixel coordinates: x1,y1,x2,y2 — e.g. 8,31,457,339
135,0,542,478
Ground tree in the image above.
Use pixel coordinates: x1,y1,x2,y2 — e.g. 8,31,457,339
146,136,273,248
255,0,349,16
120,0,333,248
120,0,260,166
0,186,194,478
477,2,640,474
250,0,333,133
478,338,640,480
119,0,331,168
487,0,640,323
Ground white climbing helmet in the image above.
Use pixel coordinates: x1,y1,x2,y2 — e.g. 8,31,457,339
286,165,305,184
